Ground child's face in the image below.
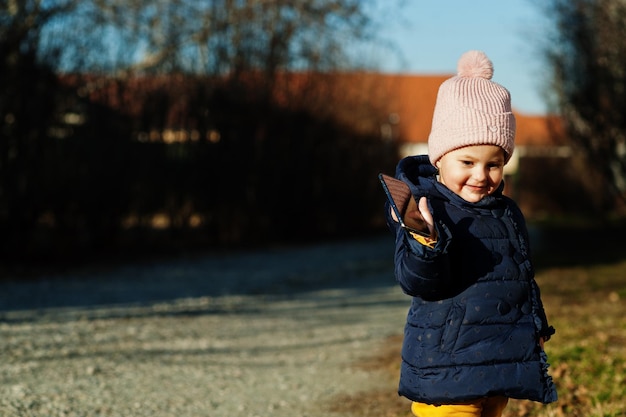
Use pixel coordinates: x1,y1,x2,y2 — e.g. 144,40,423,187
435,145,505,203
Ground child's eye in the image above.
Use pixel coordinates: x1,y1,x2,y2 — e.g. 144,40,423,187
461,160,472,166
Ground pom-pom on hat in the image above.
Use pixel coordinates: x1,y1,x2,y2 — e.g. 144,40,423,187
428,50,516,165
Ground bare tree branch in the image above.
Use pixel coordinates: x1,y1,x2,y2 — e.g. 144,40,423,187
542,0,626,213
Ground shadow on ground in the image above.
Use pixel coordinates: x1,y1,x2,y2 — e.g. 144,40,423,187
2,224,625,314
0,235,397,313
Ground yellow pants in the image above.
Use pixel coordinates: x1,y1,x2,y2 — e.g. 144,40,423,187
411,397,508,417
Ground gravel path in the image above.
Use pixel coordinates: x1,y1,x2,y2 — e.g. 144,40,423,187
0,236,410,417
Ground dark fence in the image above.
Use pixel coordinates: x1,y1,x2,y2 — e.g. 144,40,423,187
0,67,399,268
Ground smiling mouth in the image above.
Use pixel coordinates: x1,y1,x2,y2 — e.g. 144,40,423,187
466,184,487,192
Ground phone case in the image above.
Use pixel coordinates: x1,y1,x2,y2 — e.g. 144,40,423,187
379,173,436,244
380,174,412,214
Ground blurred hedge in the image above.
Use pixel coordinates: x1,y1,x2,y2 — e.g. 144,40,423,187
0,71,399,267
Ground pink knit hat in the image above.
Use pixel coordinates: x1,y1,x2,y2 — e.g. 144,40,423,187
428,50,516,165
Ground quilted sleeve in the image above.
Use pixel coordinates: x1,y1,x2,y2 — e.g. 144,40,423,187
386,201,453,297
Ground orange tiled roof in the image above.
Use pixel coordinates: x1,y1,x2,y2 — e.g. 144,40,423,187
356,73,450,143
276,72,561,146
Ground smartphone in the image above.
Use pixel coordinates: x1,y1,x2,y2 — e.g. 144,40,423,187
378,173,431,238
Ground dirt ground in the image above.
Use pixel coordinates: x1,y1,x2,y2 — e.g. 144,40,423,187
1,235,415,417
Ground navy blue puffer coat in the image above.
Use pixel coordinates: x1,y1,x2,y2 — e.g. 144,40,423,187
386,155,557,405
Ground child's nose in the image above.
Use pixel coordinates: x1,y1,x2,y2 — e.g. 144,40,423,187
472,168,488,181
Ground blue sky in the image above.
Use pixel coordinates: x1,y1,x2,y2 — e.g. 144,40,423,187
372,0,551,114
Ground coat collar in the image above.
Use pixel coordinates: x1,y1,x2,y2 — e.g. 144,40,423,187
396,155,505,210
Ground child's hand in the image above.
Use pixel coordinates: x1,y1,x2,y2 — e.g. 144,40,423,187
404,197,437,239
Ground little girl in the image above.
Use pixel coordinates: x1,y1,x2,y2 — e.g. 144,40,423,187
385,50,557,417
